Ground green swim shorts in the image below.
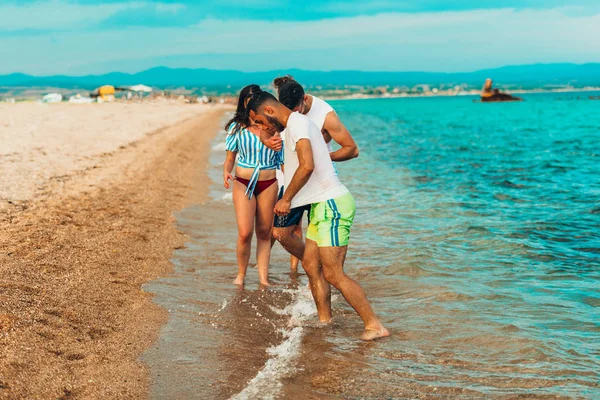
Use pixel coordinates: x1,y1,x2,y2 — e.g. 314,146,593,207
306,192,356,247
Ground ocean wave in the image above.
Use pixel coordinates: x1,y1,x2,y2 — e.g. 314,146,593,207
212,141,227,151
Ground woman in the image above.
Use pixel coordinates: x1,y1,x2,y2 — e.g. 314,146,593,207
223,85,281,286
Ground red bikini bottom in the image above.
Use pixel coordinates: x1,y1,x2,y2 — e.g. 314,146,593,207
235,177,278,197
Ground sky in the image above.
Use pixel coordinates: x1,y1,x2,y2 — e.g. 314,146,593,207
1,0,600,76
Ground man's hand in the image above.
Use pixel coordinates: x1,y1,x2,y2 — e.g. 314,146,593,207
264,132,283,152
274,199,291,216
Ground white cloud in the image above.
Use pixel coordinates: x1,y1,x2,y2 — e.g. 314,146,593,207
177,8,600,59
0,1,184,31
1,7,599,74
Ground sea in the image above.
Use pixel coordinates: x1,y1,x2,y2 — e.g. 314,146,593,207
141,92,600,399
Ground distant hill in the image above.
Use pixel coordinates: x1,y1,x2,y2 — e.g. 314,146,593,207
1,63,599,91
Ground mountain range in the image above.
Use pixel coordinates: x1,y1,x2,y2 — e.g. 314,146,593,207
1,63,599,91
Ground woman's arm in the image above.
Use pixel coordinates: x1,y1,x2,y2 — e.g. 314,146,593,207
223,151,237,189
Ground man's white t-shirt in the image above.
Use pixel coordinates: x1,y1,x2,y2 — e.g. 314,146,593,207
306,95,335,153
305,95,334,131
283,112,348,208
305,95,340,175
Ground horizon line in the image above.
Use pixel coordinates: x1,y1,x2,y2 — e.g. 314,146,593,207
2,61,598,79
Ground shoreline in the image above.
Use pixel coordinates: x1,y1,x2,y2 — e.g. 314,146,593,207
0,104,230,398
141,125,321,399
323,87,600,101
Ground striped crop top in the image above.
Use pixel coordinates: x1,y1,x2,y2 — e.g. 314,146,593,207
225,124,283,199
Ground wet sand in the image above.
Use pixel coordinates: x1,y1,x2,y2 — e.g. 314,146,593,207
141,199,301,399
0,103,229,398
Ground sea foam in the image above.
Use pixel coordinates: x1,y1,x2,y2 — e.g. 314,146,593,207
231,280,316,400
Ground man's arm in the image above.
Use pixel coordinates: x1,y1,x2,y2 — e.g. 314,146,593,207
323,112,359,162
274,139,314,215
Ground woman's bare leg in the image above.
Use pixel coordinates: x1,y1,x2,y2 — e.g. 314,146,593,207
232,180,256,285
255,182,278,286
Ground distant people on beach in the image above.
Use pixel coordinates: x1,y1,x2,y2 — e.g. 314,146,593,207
266,76,359,272
481,78,522,102
247,90,389,341
222,85,282,286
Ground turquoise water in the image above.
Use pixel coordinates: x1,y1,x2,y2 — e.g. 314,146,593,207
323,93,599,397
145,93,599,399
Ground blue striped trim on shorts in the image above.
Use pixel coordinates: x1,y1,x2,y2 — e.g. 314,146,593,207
327,199,341,247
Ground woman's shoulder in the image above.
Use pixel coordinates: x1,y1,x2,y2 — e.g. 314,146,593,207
227,123,250,135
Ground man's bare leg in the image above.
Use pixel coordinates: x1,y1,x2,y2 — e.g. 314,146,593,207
289,222,303,272
302,239,331,322
320,246,389,341
266,226,301,272
273,226,305,260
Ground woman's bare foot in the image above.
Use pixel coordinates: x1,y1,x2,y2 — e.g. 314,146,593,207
360,326,390,341
259,280,270,287
233,275,245,285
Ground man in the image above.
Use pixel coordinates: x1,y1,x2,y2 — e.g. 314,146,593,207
267,76,359,270
248,91,388,341
480,78,522,102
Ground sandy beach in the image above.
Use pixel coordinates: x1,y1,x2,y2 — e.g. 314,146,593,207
0,102,216,206
0,102,229,398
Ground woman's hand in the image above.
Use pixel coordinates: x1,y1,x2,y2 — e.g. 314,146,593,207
223,151,236,189
223,172,234,189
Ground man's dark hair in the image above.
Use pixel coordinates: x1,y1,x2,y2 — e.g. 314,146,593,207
247,90,278,113
273,75,304,109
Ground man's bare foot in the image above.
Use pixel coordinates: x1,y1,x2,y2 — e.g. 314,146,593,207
317,310,333,323
360,327,390,341
259,280,270,287
233,275,245,285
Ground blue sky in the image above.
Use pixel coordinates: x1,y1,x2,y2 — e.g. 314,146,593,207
1,1,600,75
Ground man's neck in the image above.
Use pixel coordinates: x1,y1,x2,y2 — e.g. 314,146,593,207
304,94,314,115
280,106,293,128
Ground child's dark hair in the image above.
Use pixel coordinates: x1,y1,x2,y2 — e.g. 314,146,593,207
225,84,261,134
273,75,304,110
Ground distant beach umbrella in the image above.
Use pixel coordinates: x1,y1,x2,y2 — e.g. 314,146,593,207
42,93,63,103
128,84,153,93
